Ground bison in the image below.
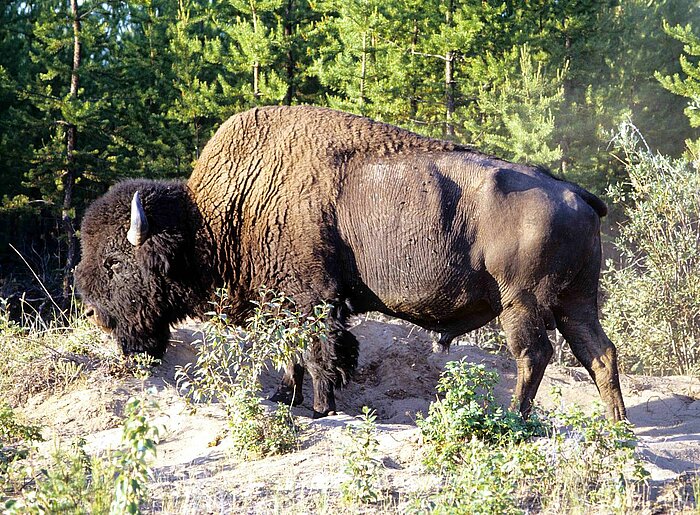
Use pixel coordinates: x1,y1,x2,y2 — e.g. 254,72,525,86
75,105,626,421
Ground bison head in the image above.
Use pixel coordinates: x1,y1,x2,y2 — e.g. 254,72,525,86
75,179,211,358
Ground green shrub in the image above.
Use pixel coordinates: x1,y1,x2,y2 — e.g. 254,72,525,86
226,388,300,460
341,406,383,505
413,362,648,514
176,287,329,460
4,395,160,514
1,403,43,494
4,439,115,514
417,359,545,469
412,437,527,515
110,395,161,514
602,122,700,375
540,389,647,512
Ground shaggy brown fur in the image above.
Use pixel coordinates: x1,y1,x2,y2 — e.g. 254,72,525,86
76,106,626,421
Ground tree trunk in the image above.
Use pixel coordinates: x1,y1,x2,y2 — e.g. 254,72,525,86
560,22,572,176
251,5,260,101
283,0,295,106
445,50,455,139
444,0,455,139
410,21,419,120
62,0,81,300
360,31,367,112
253,60,260,100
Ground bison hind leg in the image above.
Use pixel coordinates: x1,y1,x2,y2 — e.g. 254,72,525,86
500,294,554,418
553,303,626,421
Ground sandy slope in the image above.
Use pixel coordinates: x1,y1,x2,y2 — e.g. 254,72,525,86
19,316,700,512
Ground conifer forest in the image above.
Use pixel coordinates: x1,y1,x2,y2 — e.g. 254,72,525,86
3,3,700,512
1,0,700,373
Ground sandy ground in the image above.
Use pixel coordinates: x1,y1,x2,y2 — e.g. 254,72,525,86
18,315,700,512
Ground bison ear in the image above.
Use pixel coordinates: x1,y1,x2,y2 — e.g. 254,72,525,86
127,191,150,246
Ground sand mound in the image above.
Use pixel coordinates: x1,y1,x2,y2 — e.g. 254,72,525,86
18,316,700,512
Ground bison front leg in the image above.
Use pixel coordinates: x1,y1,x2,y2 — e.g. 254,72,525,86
270,362,305,406
306,326,359,418
500,296,554,418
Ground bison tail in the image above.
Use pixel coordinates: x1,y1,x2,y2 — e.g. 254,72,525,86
574,187,608,218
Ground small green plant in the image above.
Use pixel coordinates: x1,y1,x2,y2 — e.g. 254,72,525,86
52,358,86,388
128,352,161,381
110,395,161,514
4,395,160,514
541,387,647,512
0,403,43,493
417,359,544,469
226,388,300,459
412,437,527,515
341,406,383,505
4,439,116,514
176,287,329,460
412,363,648,513
0,297,22,336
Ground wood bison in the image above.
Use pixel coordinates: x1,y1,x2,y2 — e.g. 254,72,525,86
75,105,626,421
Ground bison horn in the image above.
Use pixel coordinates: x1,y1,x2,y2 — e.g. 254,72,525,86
127,191,149,246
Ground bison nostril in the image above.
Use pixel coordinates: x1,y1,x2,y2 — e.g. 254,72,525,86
84,307,95,318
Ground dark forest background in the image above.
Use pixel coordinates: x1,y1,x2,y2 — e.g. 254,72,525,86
1,0,699,304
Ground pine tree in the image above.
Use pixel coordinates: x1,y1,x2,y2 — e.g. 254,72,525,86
0,1,39,207
272,0,323,105
102,0,190,180
168,0,229,160
312,0,400,118
473,45,567,166
220,0,287,106
401,0,504,139
21,0,112,296
656,20,700,157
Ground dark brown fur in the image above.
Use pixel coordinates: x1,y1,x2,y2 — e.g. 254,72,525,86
76,106,626,420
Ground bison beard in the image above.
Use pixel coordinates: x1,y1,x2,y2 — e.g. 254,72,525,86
75,105,627,421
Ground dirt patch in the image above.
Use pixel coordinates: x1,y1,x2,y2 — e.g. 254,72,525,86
17,315,700,512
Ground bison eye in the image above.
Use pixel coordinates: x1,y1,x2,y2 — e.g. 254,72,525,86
104,256,122,277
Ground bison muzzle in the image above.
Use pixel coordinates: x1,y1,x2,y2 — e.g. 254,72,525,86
75,106,627,421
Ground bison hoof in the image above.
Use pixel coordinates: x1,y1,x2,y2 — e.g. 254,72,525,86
431,342,450,354
269,385,304,407
312,409,337,419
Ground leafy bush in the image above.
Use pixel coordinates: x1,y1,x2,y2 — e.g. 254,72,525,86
417,359,544,469
226,389,299,460
4,395,160,514
4,439,115,514
412,437,528,515
341,406,383,505
602,122,700,375
110,396,161,514
414,361,647,514
176,287,329,460
541,389,647,512
1,403,43,493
